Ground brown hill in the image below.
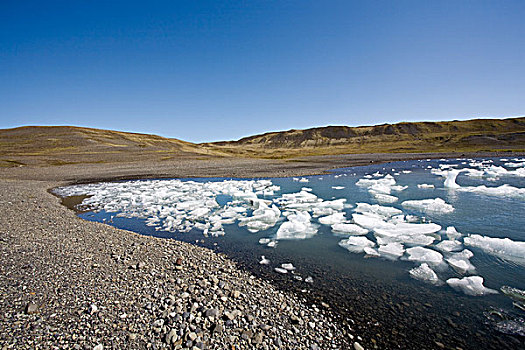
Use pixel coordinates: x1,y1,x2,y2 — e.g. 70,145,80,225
207,117,525,158
2,117,524,167
0,126,226,167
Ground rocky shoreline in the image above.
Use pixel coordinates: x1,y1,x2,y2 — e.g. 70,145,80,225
0,179,354,349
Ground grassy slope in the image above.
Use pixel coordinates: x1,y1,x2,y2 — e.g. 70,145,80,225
205,117,525,158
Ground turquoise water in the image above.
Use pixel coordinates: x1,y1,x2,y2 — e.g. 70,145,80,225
56,158,525,349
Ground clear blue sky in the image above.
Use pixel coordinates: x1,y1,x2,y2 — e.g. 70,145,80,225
1,1,524,142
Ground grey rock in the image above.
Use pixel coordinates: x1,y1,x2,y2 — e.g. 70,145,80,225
205,308,219,318
25,302,38,314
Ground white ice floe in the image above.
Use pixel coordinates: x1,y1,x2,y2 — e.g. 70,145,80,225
505,161,525,168
439,169,525,198
318,212,346,225
446,249,476,274
405,247,444,265
281,263,296,271
332,186,345,190
464,234,525,265
338,236,376,253
275,211,318,240
409,263,441,284
331,223,369,236
238,201,281,233
356,174,407,198
417,184,435,189
401,198,454,214
372,193,398,203
446,276,498,296
445,226,462,240
435,239,463,252
259,256,270,265
354,203,402,218
274,267,288,274
363,247,380,257
377,242,405,259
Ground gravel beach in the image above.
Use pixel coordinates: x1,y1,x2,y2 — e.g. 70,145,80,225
1,152,522,349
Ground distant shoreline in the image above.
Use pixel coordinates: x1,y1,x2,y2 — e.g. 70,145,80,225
3,151,524,185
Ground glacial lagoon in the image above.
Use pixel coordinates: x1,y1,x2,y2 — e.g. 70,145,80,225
55,158,525,349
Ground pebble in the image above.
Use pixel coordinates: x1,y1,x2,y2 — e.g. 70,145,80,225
354,342,364,350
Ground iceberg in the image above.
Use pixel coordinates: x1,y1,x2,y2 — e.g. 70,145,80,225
318,212,346,225
445,226,462,240
331,223,369,236
435,240,463,252
281,263,296,271
464,234,525,265
440,169,525,198
401,198,454,214
409,263,441,284
405,247,444,264
446,249,476,274
259,256,270,265
275,211,318,240
417,184,435,189
446,276,498,296
338,236,375,253
378,242,405,259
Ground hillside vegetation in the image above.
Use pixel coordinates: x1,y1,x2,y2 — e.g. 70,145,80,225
207,117,525,158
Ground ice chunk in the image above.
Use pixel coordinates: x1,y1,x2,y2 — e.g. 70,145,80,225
363,247,380,257
331,223,369,236
409,263,441,284
464,234,525,265
505,161,525,168
332,186,345,190
440,169,525,198
405,247,443,264
446,276,498,296
356,174,407,196
446,249,476,274
435,240,463,252
275,211,318,240
258,238,271,245
259,256,270,265
378,243,405,259
338,236,375,253
354,203,402,218
401,198,454,214
267,240,277,248
445,226,462,240
318,212,346,225
281,263,296,271
274,267,288,274
377,234,435,246
417,184,435,189
298,177,309,183
372,193,398,203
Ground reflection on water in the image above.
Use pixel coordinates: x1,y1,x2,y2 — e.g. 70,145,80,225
56,158,525,349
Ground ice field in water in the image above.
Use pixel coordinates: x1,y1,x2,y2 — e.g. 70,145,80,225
56,157,525,335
